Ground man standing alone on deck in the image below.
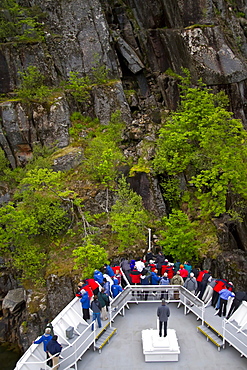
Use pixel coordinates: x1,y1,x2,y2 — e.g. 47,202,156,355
157,299,170,337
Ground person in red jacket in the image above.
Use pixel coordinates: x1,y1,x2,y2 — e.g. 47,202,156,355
130,269,142,284
195,269,208,295
164,266,174,279
77,281,93,299
211,279,228,307
179,265,189,282
84,278,100,296
130,269,142,297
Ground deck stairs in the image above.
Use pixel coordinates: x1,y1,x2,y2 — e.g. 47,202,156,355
197,321,224,351
94,323,117,353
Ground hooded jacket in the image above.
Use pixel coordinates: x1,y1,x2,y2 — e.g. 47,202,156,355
111,279,123,298
34,333,52,352
151,271,160,285
46,338,62,356
93,270,104,285
80,291,90,309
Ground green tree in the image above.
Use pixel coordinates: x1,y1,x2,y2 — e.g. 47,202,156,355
73,237,109,277
0,1,44,43
153,71,247,217
0,168,76,282
109,176,149,252
16,66,52,103
85,111,125,188
65,72,91,103
158,210,203,261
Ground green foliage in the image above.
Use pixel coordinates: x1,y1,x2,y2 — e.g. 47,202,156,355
0,147,27,186
12,240,46,284
66,72,91,103
236,12,245,18
0,147,10,174
91,61,109,84
16,66,52,103
65,57,110,102
153,70,247,217
0,1,45,43
129,158,151,177
160,177,181,208
25,144,54,170
85,111,125,187
109,176,149,252
158,210,203,261
69,113,100,143
73,237,109,277
0,167,77,282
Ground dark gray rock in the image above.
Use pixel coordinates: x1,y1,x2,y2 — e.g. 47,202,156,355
52,147,84,172
2,288,26,314
93,81,132,125
116,37,144,74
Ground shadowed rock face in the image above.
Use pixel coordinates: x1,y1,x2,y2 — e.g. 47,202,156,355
0,52,10,93
1,0,247,162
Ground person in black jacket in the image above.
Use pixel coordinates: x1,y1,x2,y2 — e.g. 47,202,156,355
91,295,102,330
157,300,170,337
226,291,247,319
46,335,62,370
155,251,165,276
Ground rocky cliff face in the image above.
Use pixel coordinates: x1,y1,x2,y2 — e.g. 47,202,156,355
1,0,247,351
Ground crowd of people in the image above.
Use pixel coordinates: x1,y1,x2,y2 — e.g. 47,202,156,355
76,265,124,330
34,251,247,368
75,251,247,324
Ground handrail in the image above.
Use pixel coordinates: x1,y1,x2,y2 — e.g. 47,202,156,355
222,318,247,358
15,283,247,368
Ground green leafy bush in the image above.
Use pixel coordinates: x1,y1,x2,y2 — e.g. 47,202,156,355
73,237,109,277
153,70,247,217
16,66,52,103
84,111,125,187
109,176,150,251
0,1,45,43
65,72,91,103
69,113,99,142
158,210,203,261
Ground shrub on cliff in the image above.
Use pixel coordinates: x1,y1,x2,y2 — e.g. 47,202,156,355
154,70,247,218
109,176,150,252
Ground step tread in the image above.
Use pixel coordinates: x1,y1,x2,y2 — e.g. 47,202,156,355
197,326,224,347
94,327,117,350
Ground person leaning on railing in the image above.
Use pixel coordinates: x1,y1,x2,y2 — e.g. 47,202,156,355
46,335,62,370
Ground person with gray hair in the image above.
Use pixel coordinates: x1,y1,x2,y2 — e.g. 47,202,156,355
33,327,53,366
157,300,170,337
184,272,198,307
184,272,198,294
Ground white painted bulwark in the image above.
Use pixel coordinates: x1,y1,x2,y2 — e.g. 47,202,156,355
142,328,180,362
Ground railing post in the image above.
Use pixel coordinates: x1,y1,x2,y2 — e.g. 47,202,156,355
222,318,226,349
109,301,112,328
202,302,205,325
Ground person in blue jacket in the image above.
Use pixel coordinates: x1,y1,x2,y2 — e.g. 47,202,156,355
46,335,62,370
93,269,104,285
151,269,160,285
103,277,111,297
111,278,123,298
104,264,115,277
33,327,53,366
79,289,90,322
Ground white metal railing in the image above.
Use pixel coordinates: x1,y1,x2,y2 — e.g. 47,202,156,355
15,279,247,368
15,297,96,370
222,317,247,358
